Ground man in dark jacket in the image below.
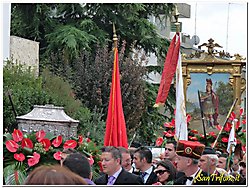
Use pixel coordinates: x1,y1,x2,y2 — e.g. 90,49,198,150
95,146,143,185
133,146,158,185
174,140,209,185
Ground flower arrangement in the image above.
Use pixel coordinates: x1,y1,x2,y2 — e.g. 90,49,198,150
155,109,246,153
3,129,101,185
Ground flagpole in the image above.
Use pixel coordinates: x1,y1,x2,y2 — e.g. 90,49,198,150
113,23,118,49
212,98,238,149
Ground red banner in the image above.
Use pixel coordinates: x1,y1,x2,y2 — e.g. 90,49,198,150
104,48,128,148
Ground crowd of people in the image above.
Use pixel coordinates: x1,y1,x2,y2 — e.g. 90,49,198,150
24,140,246,185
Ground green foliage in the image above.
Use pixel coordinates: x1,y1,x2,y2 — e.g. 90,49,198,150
138,82,175,145
215,81,233,115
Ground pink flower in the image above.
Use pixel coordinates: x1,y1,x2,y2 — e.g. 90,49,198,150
63,140,77,149
14,153,25,162
6,140,19,152
28,152,40,167
53,151,62,160
12,129,23,142
36,130,46,142
21,138,34,149
52,135,62,147
155,137,164,146
208,132,216,138
163,130,175,137
242,119,246,125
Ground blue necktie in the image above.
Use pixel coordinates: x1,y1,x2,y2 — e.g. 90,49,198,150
140,172,147,183
107,176,115,185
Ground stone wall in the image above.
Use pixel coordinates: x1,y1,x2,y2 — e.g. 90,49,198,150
9,36,39,77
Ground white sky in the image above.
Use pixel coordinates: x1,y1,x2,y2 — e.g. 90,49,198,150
179,2,248,58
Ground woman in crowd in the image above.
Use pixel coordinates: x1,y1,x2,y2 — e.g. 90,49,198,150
24,164,87,185
153,159,176,185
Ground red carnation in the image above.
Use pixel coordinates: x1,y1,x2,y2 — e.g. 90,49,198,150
52,135,62,147
171,119,175,126
21,138,34,149
40,138,51,151
224,123,231,132
86,138,91,143
221,137,228,143
12,129,23,142
36,130,46,142
199,134,205,138
53,151,62,160
6,140,19,152
28,152,40,167
155,137,164,146
14,153,25,162
63,140,77,149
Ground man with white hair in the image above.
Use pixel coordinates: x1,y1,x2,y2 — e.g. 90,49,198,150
199,147,236,185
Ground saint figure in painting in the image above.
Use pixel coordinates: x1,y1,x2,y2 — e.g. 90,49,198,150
200,79,219,127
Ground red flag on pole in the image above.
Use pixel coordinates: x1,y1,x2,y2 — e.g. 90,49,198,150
104,47,128,148
154,33,180,107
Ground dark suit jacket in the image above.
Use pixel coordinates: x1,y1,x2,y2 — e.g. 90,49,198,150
133,166,158,185
95,168,143,185
174,170,210,185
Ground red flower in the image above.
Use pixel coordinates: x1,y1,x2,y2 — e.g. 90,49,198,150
14,153,25,162
28,152,40,167
36,130,46,142
155,137,164,146
21,138,33,149
12,129,23,142
88,155,94,166
63,140,77,149
199,134,205,138
171,119,175,126
98,161,103,172
242,119,246,125
236,120,240,130
190,129,198,134
53,151,62,160
242,145,246,152
229,112,236,121
86,138,91,143
186,114,191,123
163,130,175,137
78,135,83,144
40,138,51,151
242,129,246,133
240,108,243,116
174,109,176,115
224,123,231,132
188,136,198,141
208,132,216,138
6,140,19,152
216,124,222,131
164,122,173,128
221,137,228,143
52,135,62,147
